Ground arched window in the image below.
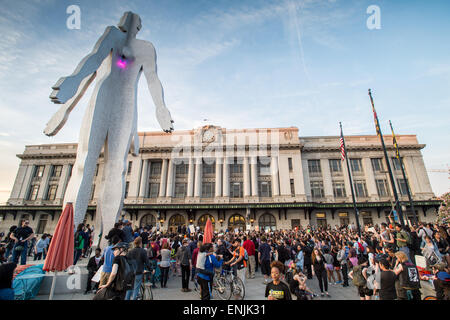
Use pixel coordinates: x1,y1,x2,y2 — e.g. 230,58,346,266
169,214,186,233
140,214,156,228
228,214,246,232
258,213,276,232
197,214,215,231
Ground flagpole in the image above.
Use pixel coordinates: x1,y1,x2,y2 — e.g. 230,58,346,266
340,122,362,237
389,120,417,225
368,89,405,227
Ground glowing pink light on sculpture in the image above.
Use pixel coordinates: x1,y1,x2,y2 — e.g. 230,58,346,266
117,58,127,69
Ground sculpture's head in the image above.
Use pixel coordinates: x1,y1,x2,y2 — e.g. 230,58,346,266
118,11,142,36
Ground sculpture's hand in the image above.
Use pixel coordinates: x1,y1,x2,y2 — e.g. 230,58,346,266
156,105,174,133
50,76,79,104
44,103,70,136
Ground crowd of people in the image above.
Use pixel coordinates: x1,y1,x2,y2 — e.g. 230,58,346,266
1,215,449,301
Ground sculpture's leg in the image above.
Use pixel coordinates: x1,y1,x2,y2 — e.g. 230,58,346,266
97,127,133,249
63,85,109,230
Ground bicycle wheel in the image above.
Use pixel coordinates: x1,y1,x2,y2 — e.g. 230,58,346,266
231,277,245,300
213,276,232,300
423,296,438,300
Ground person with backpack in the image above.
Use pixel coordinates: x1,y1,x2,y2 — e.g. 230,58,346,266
73,223,85,265
95,242,135,300
196,243,223,300
349,256,372,300
176,238,192,292
337,243,349,287
225,238,247,286
393,251,421,300
394,223,412,262
125,237,152,300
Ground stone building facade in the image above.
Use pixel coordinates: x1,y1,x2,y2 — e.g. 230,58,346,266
0,126,441,235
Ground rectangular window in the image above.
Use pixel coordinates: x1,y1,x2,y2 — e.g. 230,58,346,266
34,165,45,178
310,181,324,198
230,161,243,174
201,182,215,198
69,164,73,177
350,159,363,173
127,161,133,175
333,181,346,198
376,179,390,197
329,159,342,173
290,179,295,196
259,181,272,197
150,161,162,176
148,183,159,198
28,185,39,200
397,178,409,196
175,163,189,175
174,183,187,198
230,182,243,198
316,213,327,228
392,157,402,171
202,162,215,175
371,158,384,173
339,212,349,226
288,158,293,171
46,185,58,200
51,165,63,178
124,181,129,198
361,212,373,226
95,164,99,177
258,161,271,176
37,214,48,234
308,160,321,174
353,180,368,198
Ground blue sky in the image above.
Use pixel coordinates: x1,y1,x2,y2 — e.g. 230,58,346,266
0,0,449,202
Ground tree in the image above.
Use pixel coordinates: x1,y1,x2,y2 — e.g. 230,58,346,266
437,192,450,225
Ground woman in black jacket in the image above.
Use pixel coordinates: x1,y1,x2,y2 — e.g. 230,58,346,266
312,248,329,297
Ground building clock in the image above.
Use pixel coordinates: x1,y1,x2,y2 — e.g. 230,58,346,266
202,129,215,143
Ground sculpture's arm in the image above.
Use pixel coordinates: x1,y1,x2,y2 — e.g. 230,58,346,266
141,42,174,133
44,72,96,136
50,26,120,104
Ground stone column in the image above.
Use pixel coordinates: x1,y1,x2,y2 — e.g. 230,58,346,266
222,159,230,197
159,159,168,197
243,156,251,197
56,164,71,200
320,159,333,200
18,165,35,200
166,159,175,197
129,159,142,199
187,158,194,197
215,158,222,197
341,160,353,202
139,159,149,198
271,156,280,196
250,156,258,196
194,158,202,198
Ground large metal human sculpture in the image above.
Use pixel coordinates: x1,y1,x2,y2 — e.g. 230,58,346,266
45,12,174,247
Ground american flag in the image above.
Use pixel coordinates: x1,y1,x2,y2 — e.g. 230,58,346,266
339,137,346,161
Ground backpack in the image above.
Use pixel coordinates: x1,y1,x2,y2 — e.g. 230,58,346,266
352,265,367,287
243,248,249,261
115,256,136,292
74,232,80,247
399,262,421,290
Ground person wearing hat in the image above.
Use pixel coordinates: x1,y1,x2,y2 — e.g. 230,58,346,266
176,238,192,292
95,242,131,300
425,263,450,300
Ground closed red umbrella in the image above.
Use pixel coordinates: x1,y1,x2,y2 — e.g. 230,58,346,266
203,217,213,244
43,202,74,299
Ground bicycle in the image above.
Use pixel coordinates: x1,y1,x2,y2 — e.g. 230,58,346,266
220,268,245,300
138,271,154,300
193,269,233,300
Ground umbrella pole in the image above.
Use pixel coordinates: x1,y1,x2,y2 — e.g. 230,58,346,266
49,271,57,300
